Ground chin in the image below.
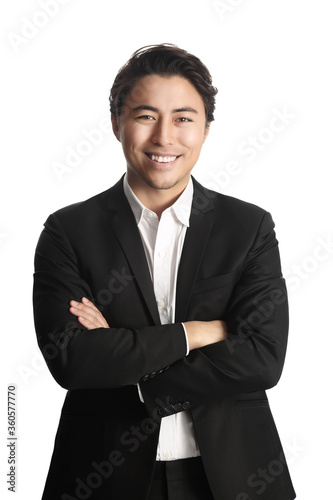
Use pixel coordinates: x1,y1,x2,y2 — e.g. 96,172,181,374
144,175,183,191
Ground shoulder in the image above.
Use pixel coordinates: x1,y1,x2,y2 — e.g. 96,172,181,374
192,177,269,224
191,178,276,251
45,177,125,229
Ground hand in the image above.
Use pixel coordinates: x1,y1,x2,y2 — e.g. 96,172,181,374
185,320,228,351
69,297,110,330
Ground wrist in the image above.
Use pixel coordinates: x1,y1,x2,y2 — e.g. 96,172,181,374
184,321,203,351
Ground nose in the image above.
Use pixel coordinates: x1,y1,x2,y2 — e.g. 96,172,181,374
151,118,174,146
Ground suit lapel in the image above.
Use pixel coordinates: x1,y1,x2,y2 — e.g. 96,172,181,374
104,176,216,325
104,177,161,326
175,178,215,322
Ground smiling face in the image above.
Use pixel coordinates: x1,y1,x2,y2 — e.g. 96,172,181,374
111,74,210,199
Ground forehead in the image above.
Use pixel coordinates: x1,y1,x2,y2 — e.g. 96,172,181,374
125,74,205,112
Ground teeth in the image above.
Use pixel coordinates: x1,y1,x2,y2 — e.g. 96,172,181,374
149,154,177,163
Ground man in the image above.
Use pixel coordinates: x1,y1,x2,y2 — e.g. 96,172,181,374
33,44,296,499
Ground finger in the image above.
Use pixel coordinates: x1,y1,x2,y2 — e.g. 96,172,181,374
71,309,108,329
70,298,95,312
70,298,105,320
76,315,100,331
69,304,97,322
69,305,102,325
69,303,109,329
81,297,100,313
69,300,98,317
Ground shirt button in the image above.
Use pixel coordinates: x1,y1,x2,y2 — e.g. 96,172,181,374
157,300,165,308
165,451,172,459
158,250,165,258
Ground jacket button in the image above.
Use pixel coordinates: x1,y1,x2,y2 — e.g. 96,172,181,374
141,375,149,382
173,403,182,412
143,420,157,433
181,401,191,410
158,408,168,417
166,404,175,415
150,372,157,378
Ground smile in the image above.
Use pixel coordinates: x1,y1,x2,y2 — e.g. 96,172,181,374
146,153,179,163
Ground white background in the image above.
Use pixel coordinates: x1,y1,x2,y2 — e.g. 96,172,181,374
1,0,332,498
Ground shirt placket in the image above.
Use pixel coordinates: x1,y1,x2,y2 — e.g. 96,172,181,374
153,212,172,325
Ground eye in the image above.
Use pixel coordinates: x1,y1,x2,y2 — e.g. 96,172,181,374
137,115,155,121
176,117,192,123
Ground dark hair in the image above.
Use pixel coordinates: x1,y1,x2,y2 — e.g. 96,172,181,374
109,44,218,124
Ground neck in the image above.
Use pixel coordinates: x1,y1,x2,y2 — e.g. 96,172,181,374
126,172,190,219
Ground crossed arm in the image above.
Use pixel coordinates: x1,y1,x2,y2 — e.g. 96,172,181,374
34,209,287,403
69,297,228,351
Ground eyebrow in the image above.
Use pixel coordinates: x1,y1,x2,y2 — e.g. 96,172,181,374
132,105,198,114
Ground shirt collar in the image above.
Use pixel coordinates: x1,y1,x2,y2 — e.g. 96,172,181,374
123,174,193,227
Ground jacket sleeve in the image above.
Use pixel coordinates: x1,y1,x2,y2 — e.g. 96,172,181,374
140,211,289,413
33,213,187,390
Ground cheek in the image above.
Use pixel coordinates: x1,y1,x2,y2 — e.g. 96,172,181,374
179,128,205,153
123,125,149,152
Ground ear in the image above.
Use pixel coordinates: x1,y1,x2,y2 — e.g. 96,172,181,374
203,122,211,143
111,113,121,142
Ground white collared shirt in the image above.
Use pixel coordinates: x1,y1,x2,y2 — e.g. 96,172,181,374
123,175,200,461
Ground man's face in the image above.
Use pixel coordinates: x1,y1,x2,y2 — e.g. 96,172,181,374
112,74,210,193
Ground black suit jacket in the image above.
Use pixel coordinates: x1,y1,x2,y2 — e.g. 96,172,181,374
33,176,296,499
